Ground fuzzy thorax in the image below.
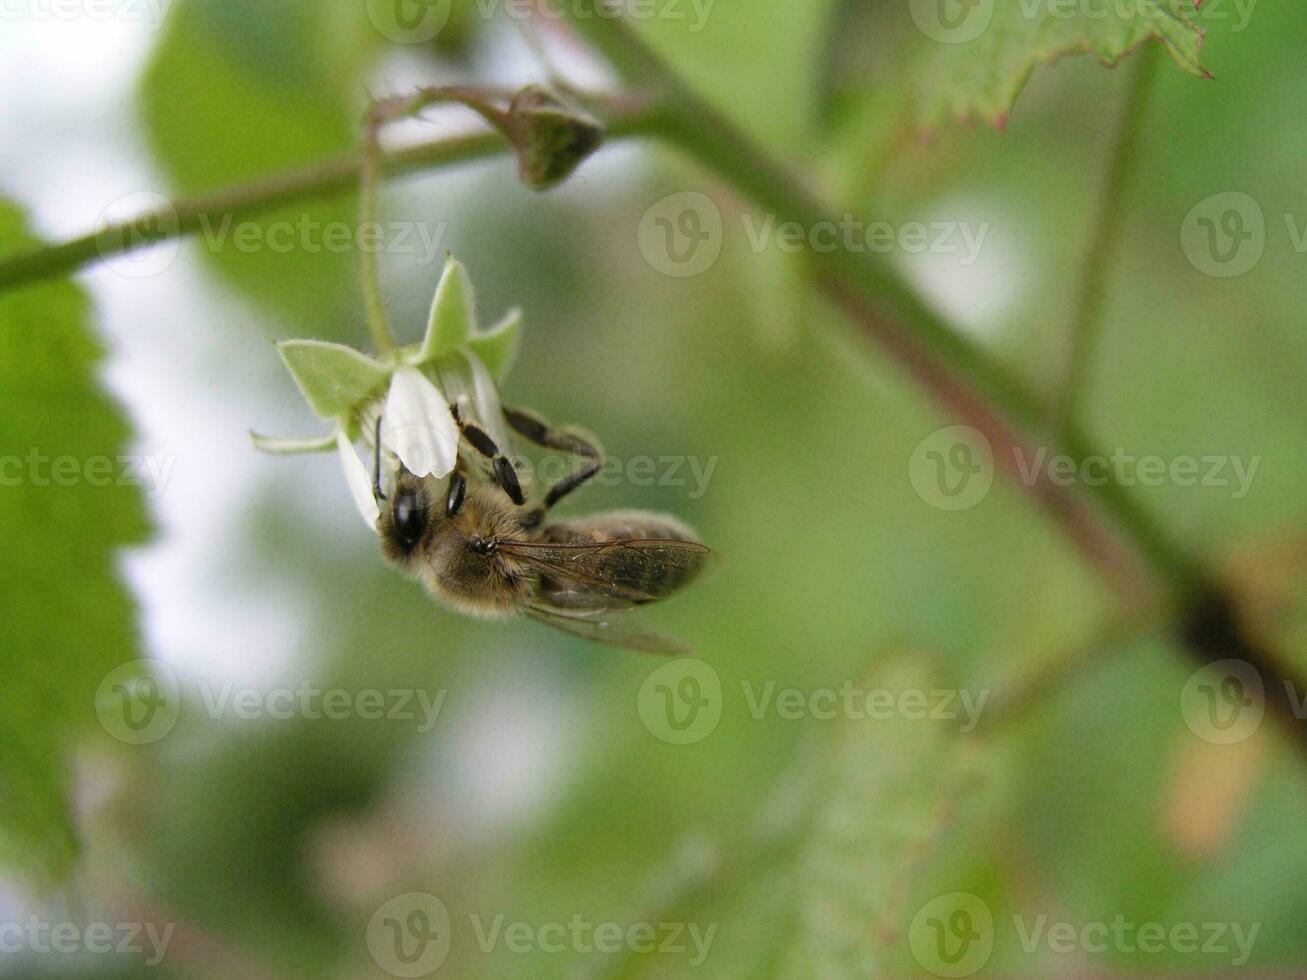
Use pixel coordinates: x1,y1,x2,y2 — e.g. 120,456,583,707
380,478,537,620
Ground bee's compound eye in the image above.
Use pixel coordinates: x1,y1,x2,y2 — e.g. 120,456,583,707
392,492,428,551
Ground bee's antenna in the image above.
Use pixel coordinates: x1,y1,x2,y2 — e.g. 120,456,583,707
372,415,387,502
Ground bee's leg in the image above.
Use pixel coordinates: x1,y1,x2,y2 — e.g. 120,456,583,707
445,469,468,518
504,407,602,526
449,404,525,505
372,416,388,503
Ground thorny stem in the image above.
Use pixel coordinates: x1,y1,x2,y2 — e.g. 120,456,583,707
557,3,1307,753
0,97,661,293
1054,43,1162,436
357,86,517,353
559,3,1199,592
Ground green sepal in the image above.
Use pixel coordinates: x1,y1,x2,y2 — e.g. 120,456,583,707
275,339,392,419
467,309,523,380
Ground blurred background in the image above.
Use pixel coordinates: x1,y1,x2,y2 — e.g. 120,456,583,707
3,0,1307,976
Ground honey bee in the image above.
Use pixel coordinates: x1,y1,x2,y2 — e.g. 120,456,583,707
373,405,710,654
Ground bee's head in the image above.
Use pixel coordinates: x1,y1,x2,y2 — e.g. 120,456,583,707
373,416,439,565
376,466,436,564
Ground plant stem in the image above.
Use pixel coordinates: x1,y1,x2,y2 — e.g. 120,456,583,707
359,112,396,354
356,84,536,353
1055,43,1161,437
0,101,658,294
558,3,1307,754
562,4,1199,590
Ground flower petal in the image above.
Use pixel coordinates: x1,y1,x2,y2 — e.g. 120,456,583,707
382,366,459,478
336,430,380,529
435,351,508,450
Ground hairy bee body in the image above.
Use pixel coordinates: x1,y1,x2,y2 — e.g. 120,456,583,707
536,511,703,606
375,406,709,654
381,481,534,619
379,475,707,648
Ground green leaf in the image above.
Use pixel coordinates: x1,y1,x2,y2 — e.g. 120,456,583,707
139,0,377,336
0,201,150,881
777,653,1001,976
908,0,1207,125
466,309,523,381
415,257,475,363
633,0,837,155
276,339,392,420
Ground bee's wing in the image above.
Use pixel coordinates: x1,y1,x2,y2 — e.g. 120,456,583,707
524,603,691,657
494,538,711,605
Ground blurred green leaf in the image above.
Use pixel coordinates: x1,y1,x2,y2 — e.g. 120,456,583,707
907,0,1206,125
634,0,837,154
776,652,998,976
0,201,149,881
139,0,377,335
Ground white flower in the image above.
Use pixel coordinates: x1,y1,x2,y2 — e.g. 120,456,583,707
252,256,524,534
336,429,380,527
435,349,509,449
382,365,460,480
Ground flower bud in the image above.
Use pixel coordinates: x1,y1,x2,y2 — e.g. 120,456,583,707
503,85,605,191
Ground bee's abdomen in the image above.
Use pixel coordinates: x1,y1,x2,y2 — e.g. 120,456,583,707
543,510,698,545
540,510,706,602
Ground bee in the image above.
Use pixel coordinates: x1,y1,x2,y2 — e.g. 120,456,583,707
373,405,710,655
